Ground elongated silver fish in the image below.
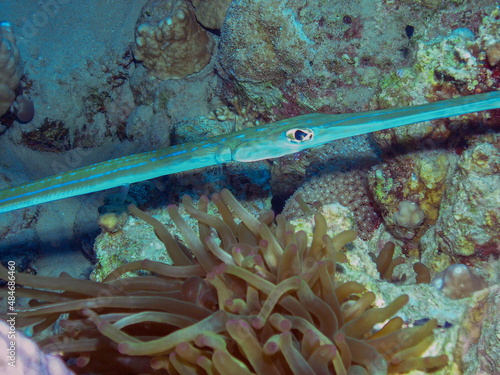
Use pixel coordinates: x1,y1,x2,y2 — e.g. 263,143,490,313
0,91,499,214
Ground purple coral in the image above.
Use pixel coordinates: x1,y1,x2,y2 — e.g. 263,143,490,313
11,94,34,123
0,319,74,375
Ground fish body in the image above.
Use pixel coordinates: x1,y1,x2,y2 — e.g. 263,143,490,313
0,91,499,214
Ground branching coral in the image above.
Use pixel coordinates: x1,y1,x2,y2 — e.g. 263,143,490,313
0,190,448,374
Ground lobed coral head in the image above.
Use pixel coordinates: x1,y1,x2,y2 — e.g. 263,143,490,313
0,21,23,117
0,21,34,122
133,0,214,80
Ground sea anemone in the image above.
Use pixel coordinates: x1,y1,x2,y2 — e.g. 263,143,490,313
0,189,448,374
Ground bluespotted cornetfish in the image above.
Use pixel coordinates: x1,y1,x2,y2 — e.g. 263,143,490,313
0,91,499,214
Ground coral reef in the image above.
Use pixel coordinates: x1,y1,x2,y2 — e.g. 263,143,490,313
354,10,500,274
368,151,456,240
367,151,456,246
273,194,497,373
0,190,448,374
477,8,500,67
91,193,272,282
92,209,173,281
134,0,214,80
218,0,497,117
220,0,314,85
371,8,500,149
0,21,33,123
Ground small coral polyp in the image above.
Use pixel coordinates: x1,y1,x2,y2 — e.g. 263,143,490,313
393,201,425,230
0,190,448,374
133,0,214,80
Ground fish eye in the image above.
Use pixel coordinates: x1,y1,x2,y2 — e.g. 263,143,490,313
286,128,314,143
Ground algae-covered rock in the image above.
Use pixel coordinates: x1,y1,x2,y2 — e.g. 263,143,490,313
454,284,500,373
434,142,500,258
371,8,500,149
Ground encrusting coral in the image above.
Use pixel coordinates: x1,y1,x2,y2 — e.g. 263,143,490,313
283,169,381,241
0,190,448,374
453,284,500,373
133,0,214,80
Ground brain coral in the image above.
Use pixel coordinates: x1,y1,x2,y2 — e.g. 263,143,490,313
283,169,381,241
134,0,214,80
